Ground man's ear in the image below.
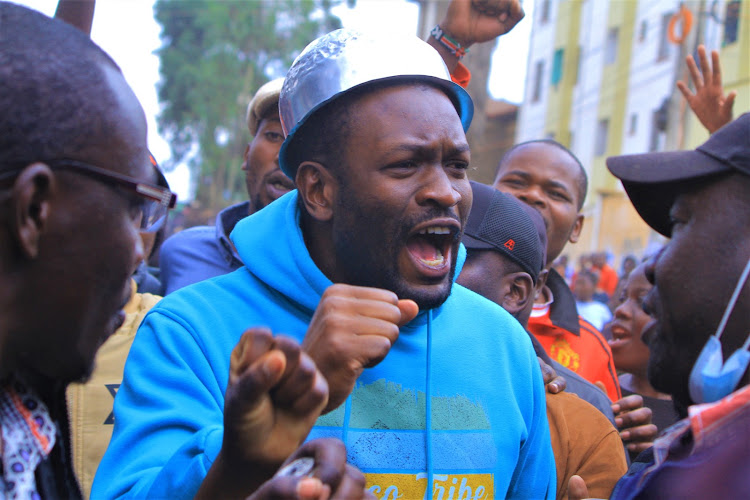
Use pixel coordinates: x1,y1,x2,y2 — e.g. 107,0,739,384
295,161,336,222
502,272,535,316
568,214,584,244
9,163,55,259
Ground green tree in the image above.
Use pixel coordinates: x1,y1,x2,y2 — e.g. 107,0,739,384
154,0,343,209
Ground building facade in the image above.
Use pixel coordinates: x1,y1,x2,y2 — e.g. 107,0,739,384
516,0,749,264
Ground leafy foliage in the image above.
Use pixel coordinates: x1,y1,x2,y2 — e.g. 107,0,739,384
154,0,342,207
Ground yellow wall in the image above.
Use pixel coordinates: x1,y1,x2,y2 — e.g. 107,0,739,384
591,1,638,194
581,1,640,259
544,0,748,263
544,0,583,146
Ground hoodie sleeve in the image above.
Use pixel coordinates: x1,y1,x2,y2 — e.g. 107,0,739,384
91,307,228,499
506,339,557,500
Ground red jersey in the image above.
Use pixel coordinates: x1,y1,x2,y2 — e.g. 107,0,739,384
530,270,621,402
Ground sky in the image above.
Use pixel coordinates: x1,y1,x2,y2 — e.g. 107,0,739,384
14,0,533,202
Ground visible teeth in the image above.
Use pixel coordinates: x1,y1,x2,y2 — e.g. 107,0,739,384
418,226,450,235
420,248,444,267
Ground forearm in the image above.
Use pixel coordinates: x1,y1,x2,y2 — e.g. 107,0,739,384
426,31,462,74
54,0,95,35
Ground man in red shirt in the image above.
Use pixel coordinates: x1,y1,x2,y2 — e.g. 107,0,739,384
494,141,621,402
592,251,618,299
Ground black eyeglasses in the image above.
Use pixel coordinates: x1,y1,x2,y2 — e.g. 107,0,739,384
1,158,177,233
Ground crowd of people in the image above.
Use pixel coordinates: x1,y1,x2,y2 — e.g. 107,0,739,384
1,0,748,498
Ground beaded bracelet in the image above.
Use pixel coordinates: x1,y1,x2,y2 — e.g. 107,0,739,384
430,25,469,59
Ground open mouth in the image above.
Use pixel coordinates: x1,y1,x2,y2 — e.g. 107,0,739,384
607,323,632,349
406,222,459,275
265,170,295,200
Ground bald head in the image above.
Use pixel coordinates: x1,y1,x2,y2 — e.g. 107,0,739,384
0,2,123,171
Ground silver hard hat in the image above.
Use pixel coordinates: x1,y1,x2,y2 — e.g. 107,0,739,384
278,28,474,179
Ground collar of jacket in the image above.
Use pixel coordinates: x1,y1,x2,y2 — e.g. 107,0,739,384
216,201,251,266
545,267,581,336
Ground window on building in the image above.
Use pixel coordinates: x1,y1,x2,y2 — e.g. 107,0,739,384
532,60,545,102
551,48,564,86
723,0,741,45
658,13,671,61
629,113,638,135
595,119,609,156
639,20,648,42
604,27,619,65
650,106,668,151
540,0,551,24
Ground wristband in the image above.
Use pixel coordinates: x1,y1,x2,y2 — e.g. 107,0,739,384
430,25,469,59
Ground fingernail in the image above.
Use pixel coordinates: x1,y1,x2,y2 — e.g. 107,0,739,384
615,418,623,427
296,477,323,499
620,431,630,440
262,353,284,378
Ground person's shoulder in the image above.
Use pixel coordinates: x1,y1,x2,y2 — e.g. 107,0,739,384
160,225,218,257
137,272,262,345
554,361,614,419
162,225,215,246
551,391,613,427
447,286,535,356
166,266,249,300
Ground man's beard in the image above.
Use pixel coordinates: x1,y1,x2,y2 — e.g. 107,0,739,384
332,197,458,310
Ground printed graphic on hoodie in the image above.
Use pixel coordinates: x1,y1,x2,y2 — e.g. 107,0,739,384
311,379,495,499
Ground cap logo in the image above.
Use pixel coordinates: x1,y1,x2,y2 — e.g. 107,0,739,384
504,239,515,251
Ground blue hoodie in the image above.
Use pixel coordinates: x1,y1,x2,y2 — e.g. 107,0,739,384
93,191,555,499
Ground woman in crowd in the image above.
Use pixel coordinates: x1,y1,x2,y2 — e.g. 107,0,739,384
608,262,680,461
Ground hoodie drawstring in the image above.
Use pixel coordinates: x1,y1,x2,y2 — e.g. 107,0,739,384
342,391,353,453
425,309,434,500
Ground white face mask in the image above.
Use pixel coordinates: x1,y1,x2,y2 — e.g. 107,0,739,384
688,257,750,405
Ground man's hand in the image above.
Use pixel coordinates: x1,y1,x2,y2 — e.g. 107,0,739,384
440,0,525,48
304,284,419,413
676,44,737,133
538,357,567,394
197,328,329,499
249,439,376,500
612,394,657,454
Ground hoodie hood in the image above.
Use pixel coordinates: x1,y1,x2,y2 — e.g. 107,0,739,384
231,190,466,318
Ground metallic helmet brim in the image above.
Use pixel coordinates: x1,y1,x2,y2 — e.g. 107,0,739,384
278,28,474,179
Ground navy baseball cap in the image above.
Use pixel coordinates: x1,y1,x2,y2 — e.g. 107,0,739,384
607,113,750,236
462,181,547,283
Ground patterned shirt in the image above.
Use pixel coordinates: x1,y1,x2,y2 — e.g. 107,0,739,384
0,375,56,499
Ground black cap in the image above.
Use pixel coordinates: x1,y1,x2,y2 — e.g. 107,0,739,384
607,113,750,236
462,181,547,283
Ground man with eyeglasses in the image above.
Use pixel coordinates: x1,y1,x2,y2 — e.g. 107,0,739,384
58,153,173,497
1,4,370,499
0,4,174,497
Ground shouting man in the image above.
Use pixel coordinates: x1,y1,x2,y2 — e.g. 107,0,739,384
95,27,555,499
